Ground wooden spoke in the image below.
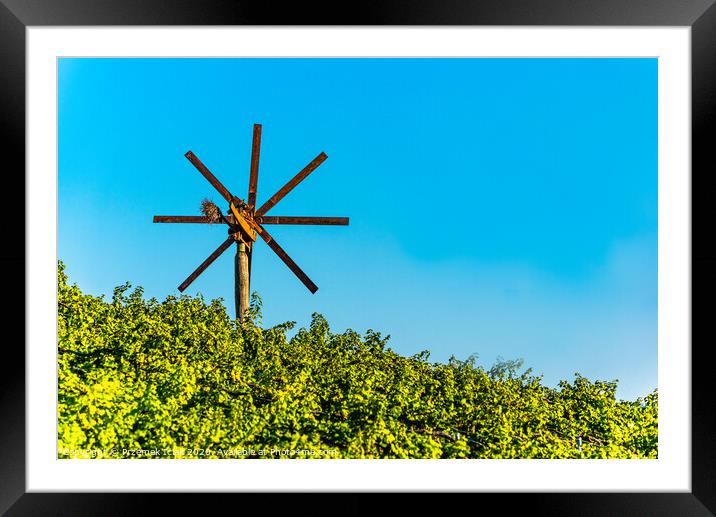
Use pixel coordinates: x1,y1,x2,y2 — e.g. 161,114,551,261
185,151,233,203
154,215,237,224
154,215,221,224
258,216,349,226
252,223,318,293
255,152,328,217
178,236,235,292
248,124,262,210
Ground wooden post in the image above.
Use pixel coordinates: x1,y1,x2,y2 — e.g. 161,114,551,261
235,242,250,322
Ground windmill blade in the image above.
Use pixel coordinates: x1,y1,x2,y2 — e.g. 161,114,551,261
254,224,318,293
154,215,237,225
185,151,234,203
247,124,262,209
154,215,224,224
258,216,349,225
178,236,235,292
255,152,328,217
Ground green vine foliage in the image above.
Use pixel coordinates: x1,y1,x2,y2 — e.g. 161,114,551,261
57,261,658,459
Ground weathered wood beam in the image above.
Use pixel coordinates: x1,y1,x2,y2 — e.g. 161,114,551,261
185,151,234,203
258,216,349,225
255,152,327,217
178,236,234,292
247,124,262,210
247,219,318,294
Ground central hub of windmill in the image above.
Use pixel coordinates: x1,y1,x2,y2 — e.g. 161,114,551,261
228,197,257,245
153,123,350,322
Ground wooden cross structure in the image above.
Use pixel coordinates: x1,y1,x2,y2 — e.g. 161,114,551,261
153,124,349,321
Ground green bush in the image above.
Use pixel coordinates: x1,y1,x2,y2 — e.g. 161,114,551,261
57,261,657,459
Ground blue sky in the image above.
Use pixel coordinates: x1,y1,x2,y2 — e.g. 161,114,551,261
58,58,657,401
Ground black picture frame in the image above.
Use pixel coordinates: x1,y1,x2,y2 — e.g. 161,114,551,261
1,1,714,515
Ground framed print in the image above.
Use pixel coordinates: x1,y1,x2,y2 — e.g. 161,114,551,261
2,0,715,515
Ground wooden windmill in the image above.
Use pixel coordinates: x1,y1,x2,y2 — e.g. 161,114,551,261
153,124,349,321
